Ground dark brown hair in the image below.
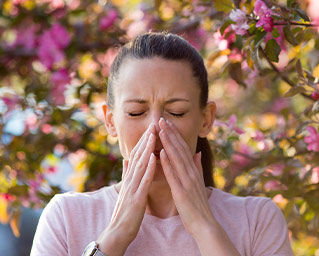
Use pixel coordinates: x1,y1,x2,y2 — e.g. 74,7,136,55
107,31,214,187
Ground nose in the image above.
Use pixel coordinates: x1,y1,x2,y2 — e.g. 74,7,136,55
150,112,162,134
148,110,162,138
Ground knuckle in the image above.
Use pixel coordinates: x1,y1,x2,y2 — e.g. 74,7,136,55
134,150,142,161
142,177,151,185
188,171,197,181
136,161,147,172
183,178,193,190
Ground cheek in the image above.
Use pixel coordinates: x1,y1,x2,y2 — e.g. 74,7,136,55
118,125,145,159
174,124,199,154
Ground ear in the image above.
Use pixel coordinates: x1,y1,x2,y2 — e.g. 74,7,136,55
198,100,216,138
102,103,117,137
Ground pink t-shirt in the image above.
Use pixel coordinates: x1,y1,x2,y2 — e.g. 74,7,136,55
30,185,293,255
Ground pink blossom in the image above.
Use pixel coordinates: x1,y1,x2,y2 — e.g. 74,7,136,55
47,166,57,173
41,124,52,134
311,167,319,184
2,193,15,202
99,9,118,30
264,180,287,191
230,144,253,174
254,0,274,32
25,112,38,132
312,91,319,100
107,153,118,162
12,25,38,51
307,0,319,21
1,95,20,111
228,49,243,62
270,98,289,113
229,9,249,35
51,68,70,105
213,27,236,50
266,163,284,176
37,24,71,69
184,28,208,50
215,114,244,135
96,47,119,77
304,126,319,152
228,114,245,134
50,23,71,48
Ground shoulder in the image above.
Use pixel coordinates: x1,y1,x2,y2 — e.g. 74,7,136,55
209,187,273,214
47,185,117,215
209,188,293,255
209,187,285,231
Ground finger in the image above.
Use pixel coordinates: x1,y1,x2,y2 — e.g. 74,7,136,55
161,118,196,172
159,118,196,174
121,159,129,179
160,149,181,193
127,124,155,179
131,132,156,192
159,126,189,180
166,119,194,159
193,152,204,179
136,153,156,196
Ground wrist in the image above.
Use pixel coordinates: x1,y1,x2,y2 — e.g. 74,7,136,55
188,213,221,240
96,227,132,256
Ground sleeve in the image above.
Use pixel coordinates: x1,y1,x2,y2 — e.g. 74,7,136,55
30,195,68,256
249,198,294,256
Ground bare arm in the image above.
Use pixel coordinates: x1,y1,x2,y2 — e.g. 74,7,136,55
159,117,240,255
96,123,157,256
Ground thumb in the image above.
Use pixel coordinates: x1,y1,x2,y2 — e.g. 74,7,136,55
193,151,203,175
122,159,129,179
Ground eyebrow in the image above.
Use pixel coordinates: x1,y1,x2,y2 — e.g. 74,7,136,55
124,98,190,104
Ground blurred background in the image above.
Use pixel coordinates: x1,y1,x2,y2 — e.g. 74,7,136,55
0,0,319,255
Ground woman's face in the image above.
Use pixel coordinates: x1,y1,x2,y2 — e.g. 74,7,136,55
105,57,213,182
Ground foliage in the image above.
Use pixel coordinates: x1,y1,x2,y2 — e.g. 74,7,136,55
0,0,318,253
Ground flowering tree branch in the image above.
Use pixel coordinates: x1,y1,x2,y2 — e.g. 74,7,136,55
258,46,314,101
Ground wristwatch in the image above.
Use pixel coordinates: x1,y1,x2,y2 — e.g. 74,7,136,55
82,241,107,256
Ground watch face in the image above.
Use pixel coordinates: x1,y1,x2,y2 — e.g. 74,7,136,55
83,241,97,256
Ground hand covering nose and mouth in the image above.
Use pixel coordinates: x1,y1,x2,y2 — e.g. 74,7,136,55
153,122,163,160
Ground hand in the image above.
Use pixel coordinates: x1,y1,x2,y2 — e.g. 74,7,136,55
158,117,217,237
96,123,157,256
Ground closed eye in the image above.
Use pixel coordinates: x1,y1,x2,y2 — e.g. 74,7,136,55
170,113,185,117
128,112,144,117
128,112,185,117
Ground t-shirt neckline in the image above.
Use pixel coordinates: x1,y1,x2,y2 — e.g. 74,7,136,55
108,184,214,226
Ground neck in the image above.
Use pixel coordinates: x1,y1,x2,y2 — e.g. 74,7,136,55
114,180,178,219
145,180,178,218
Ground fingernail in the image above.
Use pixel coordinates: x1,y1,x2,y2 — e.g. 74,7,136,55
159,117,165,125
166,119,173,127
199,151,202,159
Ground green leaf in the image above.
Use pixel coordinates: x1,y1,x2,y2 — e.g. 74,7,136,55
254,30,267,47
283,26,298,46
213,0,234,13
229,62,246,87
265,39,281,63
220,19,236,35
295,59,304,78
272,28,280,38
284,86,306,97
295,9,310,22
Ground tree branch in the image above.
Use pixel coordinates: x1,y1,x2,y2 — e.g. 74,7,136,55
259,46,314,101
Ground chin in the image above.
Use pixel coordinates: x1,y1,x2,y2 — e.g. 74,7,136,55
152,162,168,183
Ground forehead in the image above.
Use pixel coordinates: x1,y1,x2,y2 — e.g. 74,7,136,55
114,57,200,104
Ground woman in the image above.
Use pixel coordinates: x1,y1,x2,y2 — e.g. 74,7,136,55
31,32,294,256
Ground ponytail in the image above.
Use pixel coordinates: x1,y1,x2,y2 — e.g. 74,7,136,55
196,137,214,187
